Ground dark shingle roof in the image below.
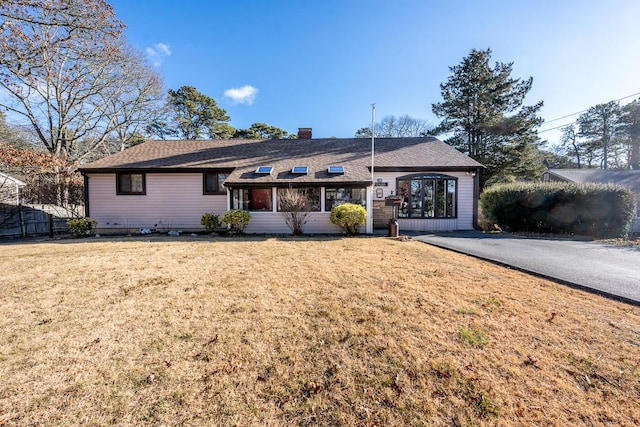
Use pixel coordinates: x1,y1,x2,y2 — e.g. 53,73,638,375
80,137,483,185
546,169,640,194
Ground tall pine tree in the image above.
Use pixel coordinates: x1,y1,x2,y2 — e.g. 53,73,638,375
620,98,640,170
166,86,232,139
576,101,622,170
431,48,543,189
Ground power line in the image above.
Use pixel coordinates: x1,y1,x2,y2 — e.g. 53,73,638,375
538,91,640,134
538,122,575,134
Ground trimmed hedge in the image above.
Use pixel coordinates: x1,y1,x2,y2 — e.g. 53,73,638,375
330,203,366,235
221,209,251,234
480,182,635,238
200,212,221,232
67,217,98,237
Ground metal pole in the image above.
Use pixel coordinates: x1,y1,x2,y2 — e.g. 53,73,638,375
371,103,375,183
370,103,375,234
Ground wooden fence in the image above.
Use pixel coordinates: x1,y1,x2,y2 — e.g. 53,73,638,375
0,204,83,238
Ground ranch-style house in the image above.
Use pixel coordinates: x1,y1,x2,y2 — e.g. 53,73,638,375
79,129,484,234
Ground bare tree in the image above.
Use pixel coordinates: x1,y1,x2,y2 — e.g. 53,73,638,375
377,115,433,137
0,0,164,162
355,114,432,138
99,48,166,154
0,111,31,148
278,188,313,236
0,142,83,214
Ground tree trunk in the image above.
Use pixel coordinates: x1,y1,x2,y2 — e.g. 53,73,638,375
631,140,640,170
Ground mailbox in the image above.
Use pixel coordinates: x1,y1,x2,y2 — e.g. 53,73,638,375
384,196,402,207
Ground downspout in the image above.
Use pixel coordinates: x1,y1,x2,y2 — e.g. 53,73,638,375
82,173,90,218
472,167,480,230
17,182,24,237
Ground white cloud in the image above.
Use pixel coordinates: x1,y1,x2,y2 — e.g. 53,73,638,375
224,85,258,105
146,43,171,67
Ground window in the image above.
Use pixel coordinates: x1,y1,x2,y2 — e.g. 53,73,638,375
116,172,145,195
232,188,273,211
327,166,345,174
203,172,227,194
277,187,320,212
291,166,308,174
255,166,273,174
325,187,366,211
397,174,456,218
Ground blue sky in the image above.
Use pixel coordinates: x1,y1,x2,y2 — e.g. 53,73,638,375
109,0,640,145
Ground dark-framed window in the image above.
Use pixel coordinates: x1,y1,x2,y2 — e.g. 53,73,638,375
397,174,457,218
116,172,145,195
277,187,321,212
325,187,366,211
231,188,273,211
203,172,227,194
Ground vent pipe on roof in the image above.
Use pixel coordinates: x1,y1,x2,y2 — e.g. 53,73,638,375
298,128,312,139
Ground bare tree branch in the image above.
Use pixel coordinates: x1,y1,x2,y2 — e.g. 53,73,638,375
0,0,164,162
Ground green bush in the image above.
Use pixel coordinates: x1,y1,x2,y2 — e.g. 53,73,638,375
221,209,251,234
67,217,98,237
200,212,220,232
481,182,635,238
330,203,366,235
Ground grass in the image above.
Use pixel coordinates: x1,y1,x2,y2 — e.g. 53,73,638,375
458,326,487,348
1,235,639,426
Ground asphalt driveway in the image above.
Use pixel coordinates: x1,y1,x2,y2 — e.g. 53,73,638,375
411,231,640,305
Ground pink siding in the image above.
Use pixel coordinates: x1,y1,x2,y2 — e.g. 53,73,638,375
244,212,340,234
87,170,476,234
88,173,227,233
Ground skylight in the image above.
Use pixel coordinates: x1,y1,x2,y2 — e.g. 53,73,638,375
327,166,345,174
291,166,308,174
255,166,273,174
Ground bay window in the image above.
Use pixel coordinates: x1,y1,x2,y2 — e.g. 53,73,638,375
397,174,457,218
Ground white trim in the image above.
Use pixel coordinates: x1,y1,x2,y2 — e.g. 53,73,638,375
366,185,373,233
0,172,26,187
271,186,277,212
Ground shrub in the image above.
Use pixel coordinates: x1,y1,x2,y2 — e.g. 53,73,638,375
200,212,220,232
279,188,312,236
221,209,251,234
67,217,98,237
481,182,635,238
330,203,366,235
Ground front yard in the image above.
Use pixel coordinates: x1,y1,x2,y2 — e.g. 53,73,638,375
1,236,638,425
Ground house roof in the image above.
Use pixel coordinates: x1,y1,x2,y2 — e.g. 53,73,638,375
545,169,640,194
0,172,26,187
79,137,483,185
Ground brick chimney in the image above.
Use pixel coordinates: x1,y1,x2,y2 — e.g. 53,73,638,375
298,127,312,139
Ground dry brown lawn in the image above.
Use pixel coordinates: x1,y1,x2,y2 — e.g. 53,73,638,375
1,235,639,426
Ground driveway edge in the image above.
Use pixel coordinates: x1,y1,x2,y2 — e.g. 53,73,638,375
415,236,640,308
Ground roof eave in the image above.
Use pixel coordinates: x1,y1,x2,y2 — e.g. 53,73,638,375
224,180,371,188
79,167,235,174
372,165,485,172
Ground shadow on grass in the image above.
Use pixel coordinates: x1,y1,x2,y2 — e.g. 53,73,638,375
0,232,375,246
